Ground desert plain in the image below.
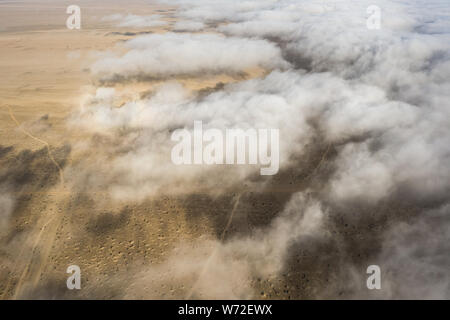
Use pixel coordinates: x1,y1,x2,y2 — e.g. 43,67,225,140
0,0,449,299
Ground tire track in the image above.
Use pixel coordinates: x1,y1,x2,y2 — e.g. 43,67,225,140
4,105,65,185
2,105,66,299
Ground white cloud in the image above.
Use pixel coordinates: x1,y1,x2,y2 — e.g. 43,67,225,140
91,32,288,81
173,20,205,32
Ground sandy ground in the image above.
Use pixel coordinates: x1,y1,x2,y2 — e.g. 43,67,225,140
0,0,446,301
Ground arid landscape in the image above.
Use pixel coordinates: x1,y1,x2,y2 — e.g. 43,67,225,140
0,0,449,299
